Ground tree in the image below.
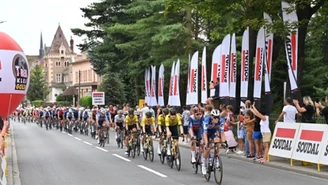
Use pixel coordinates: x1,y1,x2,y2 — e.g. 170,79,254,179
98,73,127,105
27,65,49,101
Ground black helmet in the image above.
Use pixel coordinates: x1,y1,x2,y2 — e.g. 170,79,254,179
170,109,177,115
128,109,134,115
162,108,169,115
145,112,152,118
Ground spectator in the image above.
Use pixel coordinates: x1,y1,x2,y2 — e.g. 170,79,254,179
244,110,256,158
275,97,299,124
250,104,271,163
204,105,213,118
140,103,150,118
315,96,328,124
207,77,220,104
224,105,238,154
156,105,161,118
252,110,263,160
236,108,245,155
293,96,315,123
182,106,190,143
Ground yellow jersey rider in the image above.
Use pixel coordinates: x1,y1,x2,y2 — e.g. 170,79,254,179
165,109,184,155
124,109,140,155
140,112,156,153
157,108,169,155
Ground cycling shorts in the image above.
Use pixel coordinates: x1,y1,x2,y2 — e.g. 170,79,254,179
144,125,152,135
116,122,124,129
127,124,136,131
168,126,179,139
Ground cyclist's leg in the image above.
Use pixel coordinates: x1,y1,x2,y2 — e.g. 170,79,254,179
190,129,199,163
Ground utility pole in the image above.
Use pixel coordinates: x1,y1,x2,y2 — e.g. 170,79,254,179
0,21,7,24
78,70,81,106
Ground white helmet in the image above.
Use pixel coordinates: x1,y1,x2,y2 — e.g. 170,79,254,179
211,109,220,117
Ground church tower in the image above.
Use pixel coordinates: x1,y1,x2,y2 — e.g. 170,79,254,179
39,32,44,58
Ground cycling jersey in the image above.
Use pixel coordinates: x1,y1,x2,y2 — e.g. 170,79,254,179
203,117,225,139
188,115,203,131
125,115,138,126
141,117,155,126
157,114,165,126
114,115,125,123
98,115,107,127
165,114,182,127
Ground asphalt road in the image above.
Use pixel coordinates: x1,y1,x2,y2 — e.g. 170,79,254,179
13,121,328,185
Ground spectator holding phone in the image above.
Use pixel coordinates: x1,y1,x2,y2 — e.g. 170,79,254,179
293,96,316,123
207,77,220,105
275,97,300,124
315,96,328,124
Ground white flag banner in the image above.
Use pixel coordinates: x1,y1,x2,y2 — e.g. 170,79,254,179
282,1,298,91
158,64,164,107
144,69,148,103
220,34,231,99
172,59,181,106
201,47,207,103
253,27,266,99
187,51,199,105
147,67,151,105
240,28,249,100
186,55,191,105
229,33,237,99
210,44,221,97
264,12,274,82
168,61,176,106
150,65,157,106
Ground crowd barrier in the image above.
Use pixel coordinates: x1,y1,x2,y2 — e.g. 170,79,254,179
268,122,328,172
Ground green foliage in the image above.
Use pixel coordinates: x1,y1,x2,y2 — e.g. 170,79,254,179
98,73,127,105
80,96,92,108
27,65,49,101
56,94,73,102
72,0,327,113
55,101,72,106
31,100,44,107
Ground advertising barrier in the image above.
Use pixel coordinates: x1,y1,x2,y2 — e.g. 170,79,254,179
269,122,300,159
269,122,328,171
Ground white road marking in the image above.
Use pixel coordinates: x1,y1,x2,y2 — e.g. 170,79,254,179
95,146,108,152
112,154,131,162
74,137,82,141
137,165,167,178
83,141,92,146
67,134,73,137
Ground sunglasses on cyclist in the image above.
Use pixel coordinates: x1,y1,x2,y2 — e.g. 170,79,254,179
213,116,220,119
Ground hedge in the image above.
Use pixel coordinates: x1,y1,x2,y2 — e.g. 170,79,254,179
80,96,92,108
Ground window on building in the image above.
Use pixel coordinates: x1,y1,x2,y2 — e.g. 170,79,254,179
56,74,62,83
55,61,60,67
88,70,92,82
61,50,64,54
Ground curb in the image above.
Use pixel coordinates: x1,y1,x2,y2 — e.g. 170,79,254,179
154,138,328,180
11,125,22,185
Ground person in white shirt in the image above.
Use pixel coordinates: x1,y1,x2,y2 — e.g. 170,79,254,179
275,97,299,124
250,103,271,163
140,103,150,118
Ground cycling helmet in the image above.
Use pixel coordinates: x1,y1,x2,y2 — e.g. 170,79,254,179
135,110,140,116
145,112,152,118
124,111,129,116
170,109,177,115
117,110,123,114
100,110,106,114
193,107,199,114
162,108,169,115
128,109,134,115
211,109,220,117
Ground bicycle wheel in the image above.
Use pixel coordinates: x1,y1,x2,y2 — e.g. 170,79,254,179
132,144,136,159
168,155,173,168
204,158,211,182
193,153,199,174
143,147,148,160
149,140,154,162
160,148,165,164
213,155,223,185
175,147,181,171
136,138,141,156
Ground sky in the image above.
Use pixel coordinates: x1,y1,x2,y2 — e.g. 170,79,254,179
0,0,98,55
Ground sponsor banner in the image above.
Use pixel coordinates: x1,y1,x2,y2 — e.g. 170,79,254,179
219,34,230,98
319,130,328,165
172,59,181,106
157,64,164,107
168,61,175,106
282,1,298,90
210,45,221,97
150,65,157,107
292,124,328,164
229,34,237,99
187,51,199,105
269,122,300,158
253,27,265,100
144,69,148,103
92,92,105,105
240,28,249,99
0,50,30,94
201,47,207,103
